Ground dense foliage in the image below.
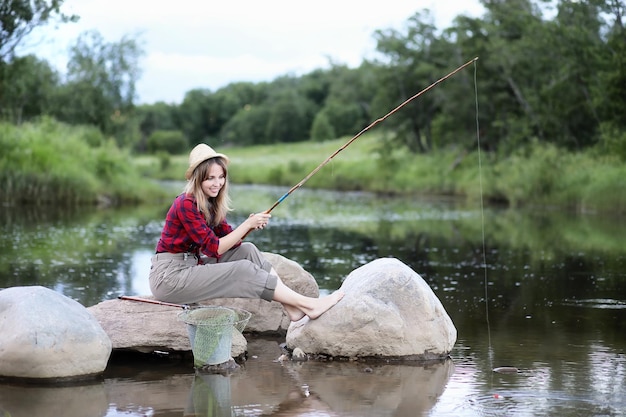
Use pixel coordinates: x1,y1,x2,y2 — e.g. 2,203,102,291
1,0,624,157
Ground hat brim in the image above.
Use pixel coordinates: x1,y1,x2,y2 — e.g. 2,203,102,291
185,154,229,180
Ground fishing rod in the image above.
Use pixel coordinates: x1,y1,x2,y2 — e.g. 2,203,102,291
118,295,190,309
245,57,478,237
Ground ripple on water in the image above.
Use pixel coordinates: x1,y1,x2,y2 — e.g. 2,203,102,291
561,298,626,309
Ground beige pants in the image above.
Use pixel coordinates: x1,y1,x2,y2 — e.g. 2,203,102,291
149,242,277,304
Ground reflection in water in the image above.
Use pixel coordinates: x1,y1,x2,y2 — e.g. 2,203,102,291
185,373,232,416
562,298,626,309
16,337,613,417
0,340,453,417
0,381,109,417
268,360,455,417
186,339,454,417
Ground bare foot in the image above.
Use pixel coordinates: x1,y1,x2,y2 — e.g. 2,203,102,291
306,290,345,320
280,291,345,322
284,305,306,322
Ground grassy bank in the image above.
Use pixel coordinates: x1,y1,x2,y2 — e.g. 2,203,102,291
0,119,168,205
137,134,625,216
3,119,624,216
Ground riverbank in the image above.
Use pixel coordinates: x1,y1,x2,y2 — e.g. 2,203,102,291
137,135,626,216
2,119,624,216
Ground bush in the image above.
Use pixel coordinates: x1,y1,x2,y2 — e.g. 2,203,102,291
0,119,167,205
596,123,626,162
147,130,188,154
310,111,336,142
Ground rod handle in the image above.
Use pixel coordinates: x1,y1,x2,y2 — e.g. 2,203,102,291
240,207,273,240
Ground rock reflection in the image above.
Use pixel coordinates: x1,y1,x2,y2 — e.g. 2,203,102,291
223,338,455,416
268,359,455,416
0,337,453,417
0,381,108,417
183,338,455,416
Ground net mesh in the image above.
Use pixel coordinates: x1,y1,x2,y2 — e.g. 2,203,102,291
179,306,251,367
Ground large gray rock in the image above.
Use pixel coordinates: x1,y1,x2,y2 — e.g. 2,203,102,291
87,252,317,355
286,258,457,359
0,286,111,379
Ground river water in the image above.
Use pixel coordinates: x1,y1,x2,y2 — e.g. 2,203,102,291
0,184,625,417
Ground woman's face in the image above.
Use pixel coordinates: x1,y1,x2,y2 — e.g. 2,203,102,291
201,163,226,198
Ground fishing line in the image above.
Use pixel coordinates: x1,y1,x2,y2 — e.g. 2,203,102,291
473,59,493,368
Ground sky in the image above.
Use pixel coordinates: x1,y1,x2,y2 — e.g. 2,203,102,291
26,0,484,104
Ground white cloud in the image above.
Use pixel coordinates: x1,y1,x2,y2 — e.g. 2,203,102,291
23,0,483,104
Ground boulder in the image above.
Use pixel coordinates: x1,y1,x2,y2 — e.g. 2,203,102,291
286,258,457,360
0,286,111,380
87,252,317,355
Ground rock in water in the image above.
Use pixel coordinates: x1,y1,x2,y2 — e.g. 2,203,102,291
287,258,457,359
0,286,111,380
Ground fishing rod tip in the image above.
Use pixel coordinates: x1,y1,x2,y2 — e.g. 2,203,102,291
473,57,479,61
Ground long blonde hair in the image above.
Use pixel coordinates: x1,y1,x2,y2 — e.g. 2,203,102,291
184,157,232,226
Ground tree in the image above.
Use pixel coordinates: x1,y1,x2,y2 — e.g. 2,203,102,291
319,64,375,138
51,30,144,145
0,0,78,61
541,0,607,148
310,110,336,141
469,0,623,151
593,0,626,129
220,104,271,146
176,82,270,146
135,102,179,152
298,68,333,108
372,9,450,153
432,16,489,151
264,77,316,143
211,82,268,139
0,54,59,123
177,89,215,144
593,0,626,159
470,0,550,152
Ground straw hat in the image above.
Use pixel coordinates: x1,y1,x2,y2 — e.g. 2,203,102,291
185,144,230,180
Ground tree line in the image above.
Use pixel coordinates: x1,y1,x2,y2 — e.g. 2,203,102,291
1,0,624,159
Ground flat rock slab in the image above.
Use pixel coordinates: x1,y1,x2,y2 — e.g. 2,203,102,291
87,298,247,358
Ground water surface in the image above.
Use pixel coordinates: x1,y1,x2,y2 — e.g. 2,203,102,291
0,185,624,416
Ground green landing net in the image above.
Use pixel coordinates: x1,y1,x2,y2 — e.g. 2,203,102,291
179,306,251,367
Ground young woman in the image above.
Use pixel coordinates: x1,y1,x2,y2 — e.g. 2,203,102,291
149,143,344,321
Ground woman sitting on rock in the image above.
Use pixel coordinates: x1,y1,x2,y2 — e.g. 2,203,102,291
149,143,343,321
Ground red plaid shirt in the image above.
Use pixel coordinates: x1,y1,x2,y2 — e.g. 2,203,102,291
155,193,240,260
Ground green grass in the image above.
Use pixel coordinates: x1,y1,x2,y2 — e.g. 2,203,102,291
3,119,624,216
193,136,624,216
0,118,169,205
